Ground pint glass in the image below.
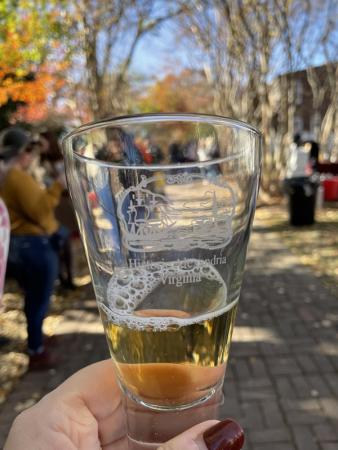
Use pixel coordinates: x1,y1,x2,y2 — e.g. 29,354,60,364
62,114,261,415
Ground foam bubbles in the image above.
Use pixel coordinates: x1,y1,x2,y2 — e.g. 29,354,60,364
101,259,234,331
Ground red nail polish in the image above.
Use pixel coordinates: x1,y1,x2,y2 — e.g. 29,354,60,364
203,419,244,450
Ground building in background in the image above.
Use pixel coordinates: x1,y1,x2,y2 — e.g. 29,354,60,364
272,63,337,161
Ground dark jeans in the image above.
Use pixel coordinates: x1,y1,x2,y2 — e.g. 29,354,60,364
8,235,58,352
50,225,73,284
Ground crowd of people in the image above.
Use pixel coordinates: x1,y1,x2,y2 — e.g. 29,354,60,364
0,124,200,371
1,125,245,449
0,126,76,370
0,123,323,372
0,124,205,371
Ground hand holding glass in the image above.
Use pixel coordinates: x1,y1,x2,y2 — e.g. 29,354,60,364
62,114,261,446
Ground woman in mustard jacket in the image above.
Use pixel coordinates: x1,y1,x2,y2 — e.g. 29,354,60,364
0,127,65,369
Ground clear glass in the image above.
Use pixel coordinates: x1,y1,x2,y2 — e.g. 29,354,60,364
62,113,261,444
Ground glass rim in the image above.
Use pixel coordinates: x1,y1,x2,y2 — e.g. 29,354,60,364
62,113,262,171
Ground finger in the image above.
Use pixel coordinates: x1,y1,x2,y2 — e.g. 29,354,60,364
159,419,244,450
51,359,124,444
158,421,218,450
56,360,119,420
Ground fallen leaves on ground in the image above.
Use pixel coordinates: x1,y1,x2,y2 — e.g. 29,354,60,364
0,265,92,406
0,352,28,405
254,203,338,290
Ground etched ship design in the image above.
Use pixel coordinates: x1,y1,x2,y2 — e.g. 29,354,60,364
126,190,176,237
188,191,233,248
117,174,236,252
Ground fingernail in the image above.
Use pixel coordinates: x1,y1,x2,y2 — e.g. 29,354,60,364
203,419,244,450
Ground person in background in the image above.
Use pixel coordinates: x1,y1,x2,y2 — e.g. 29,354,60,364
303,140,320,173
29,131,76,290
52,159,76,290
26,133,50,186
0,198,9,304
169,141,185,164
286,133,313,179
135,137,153,164
0,127,66,370
0,197,10,348
148,141,163,164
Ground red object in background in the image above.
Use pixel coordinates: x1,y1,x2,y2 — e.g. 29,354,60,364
135,141,153,164
88,191,98,205
323,177,338,201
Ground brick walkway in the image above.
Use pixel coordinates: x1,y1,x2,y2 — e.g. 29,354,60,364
0,226,337,449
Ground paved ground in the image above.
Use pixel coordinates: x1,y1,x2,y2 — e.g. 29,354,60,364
223,224,338,450
0,223,337,449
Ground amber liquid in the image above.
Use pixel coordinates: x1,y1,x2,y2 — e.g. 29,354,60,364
101,287,237,409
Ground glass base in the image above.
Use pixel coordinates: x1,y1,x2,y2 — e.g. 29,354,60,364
120,376,224,412
123,384,224,448
123,384,221,412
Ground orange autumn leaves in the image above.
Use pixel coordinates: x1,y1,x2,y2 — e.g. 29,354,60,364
138,70,212,114
0,9,67,122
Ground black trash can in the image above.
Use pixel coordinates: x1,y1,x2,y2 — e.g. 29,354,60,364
284,177,318,226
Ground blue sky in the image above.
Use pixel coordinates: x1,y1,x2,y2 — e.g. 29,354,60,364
130,22,192,79
129,3,337,82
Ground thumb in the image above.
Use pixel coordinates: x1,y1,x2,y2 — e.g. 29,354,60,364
158,419,244,450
